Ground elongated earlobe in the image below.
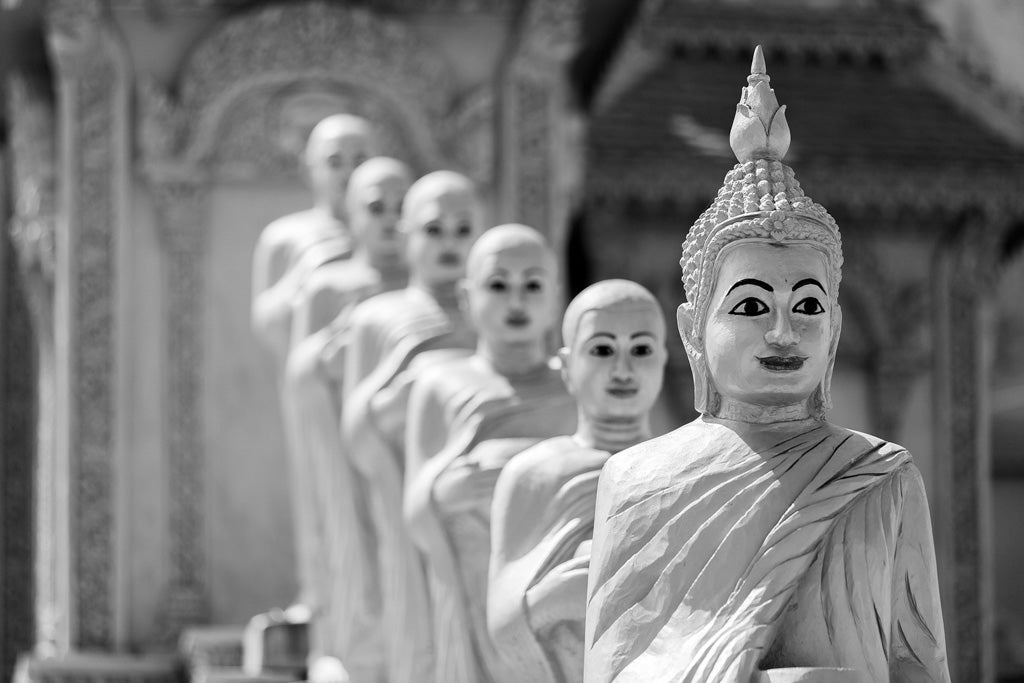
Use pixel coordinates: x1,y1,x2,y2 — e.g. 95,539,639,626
557,347,574,395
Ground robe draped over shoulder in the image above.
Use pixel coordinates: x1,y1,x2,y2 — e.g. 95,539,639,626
340,287,474,683
404,361,577,683
489,436,609,683
585,419,949,683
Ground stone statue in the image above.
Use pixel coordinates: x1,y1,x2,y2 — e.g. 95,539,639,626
404,224,578,683
487,279,668,683
251,114,377,366
281,157,412,683
341,170,483,683
583,47,950,683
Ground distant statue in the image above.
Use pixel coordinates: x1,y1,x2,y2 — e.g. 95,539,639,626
487,280,667,683
584,47,950,683
251,114,377,366
281,157,412,683
341,170,483,683
404,224,578,683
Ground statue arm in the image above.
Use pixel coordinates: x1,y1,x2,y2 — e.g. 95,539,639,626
404,375,451,485
889,463,951,682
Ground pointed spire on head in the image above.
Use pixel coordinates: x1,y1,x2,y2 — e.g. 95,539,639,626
729,45,791,163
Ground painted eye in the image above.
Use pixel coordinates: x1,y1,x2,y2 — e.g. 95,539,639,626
424,222,442,237
487,279,508,293
368,200,385,216
456,222,473,238
589,344,615,358
327,154,343,170
728,297,769,316
631,343,653,357
793,297,825,315
525,279,544,293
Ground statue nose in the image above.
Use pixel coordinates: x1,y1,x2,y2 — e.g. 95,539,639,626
765,311,799,347
612,351,633,380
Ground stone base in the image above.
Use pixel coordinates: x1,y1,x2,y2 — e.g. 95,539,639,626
241,611,308,678
179,626,245,683
13,653,180,683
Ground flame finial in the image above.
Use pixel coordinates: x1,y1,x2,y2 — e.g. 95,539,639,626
729,45,791,162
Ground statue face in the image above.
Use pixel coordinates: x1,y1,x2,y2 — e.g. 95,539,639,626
307,133,373,212
703,241,832,408
351,174,409,260
564,304,666,421
405,192,479,285
463,243,559,344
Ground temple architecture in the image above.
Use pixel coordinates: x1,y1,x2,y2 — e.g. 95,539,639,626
0,0,1022,682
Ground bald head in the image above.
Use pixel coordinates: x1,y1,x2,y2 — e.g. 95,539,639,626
562,279,663,349
346,157,412,215
304,114,376,163
402,171,478,225
466,224,553,282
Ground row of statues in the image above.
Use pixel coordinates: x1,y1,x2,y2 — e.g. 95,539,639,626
251,48,950,683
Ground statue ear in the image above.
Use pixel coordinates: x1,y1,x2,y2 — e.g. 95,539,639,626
456,278,471,316
676,303,697,347
557,346,574,395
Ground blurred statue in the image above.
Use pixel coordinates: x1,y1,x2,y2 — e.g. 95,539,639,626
251,114,377,366
404,224,577,683
487,280,667,683
584,47,950,683
341,170,483,683
281,157,412,683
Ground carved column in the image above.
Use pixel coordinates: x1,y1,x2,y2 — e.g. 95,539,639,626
146,169,210,637
499,0,584,261
45,0,130,650
933,213,1003,683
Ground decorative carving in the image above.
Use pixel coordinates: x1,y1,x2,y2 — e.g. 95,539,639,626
513,76,551,232
518,0,582,63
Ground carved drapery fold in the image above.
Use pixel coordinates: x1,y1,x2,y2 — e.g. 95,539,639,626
46,0,125,650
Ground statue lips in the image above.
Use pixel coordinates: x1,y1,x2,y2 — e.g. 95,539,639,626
438,252,461,267
606,382,639,399
505,311,530,328
757,355,807,372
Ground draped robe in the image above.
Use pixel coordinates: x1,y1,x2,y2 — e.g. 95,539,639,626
280,260,405,681
404,360,577,683
341,287,476,683
585,418,949,683
489,436,609,683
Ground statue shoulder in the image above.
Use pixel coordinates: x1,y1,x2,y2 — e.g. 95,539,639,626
348,288,411,328
499,436,598,498
600,418,714,495
824,422,913,460
258,209,320,242
303,260,380,295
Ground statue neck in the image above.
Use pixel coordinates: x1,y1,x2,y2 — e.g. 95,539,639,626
713,396,812,424
476,337,549,378
353,249,406,287
313,197,345,223
574,413,651,454
409,277,460,310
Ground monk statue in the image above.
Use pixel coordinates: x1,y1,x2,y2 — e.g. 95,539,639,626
583,47,950,683
251,113,377,366
281,157,412,683
404,224,578,683
341,170,483,683
488,279,668,683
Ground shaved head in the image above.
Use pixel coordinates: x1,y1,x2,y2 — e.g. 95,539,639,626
402,171,478,226
346,157,412,213
304,114,376,163
562,279,663,348
465,224,553,281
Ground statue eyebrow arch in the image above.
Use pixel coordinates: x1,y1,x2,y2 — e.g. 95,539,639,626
727,278,773,294
630,331,654,339
792,278,826,293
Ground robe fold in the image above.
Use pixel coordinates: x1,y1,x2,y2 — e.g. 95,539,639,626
280,261,396,681
584,418,949,683
341,287,475,683
489,436,609,683
404,361,577,683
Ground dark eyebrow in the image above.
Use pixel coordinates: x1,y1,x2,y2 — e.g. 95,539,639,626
792,278,826,294
587,332,616,340
630,331,654,339
727,278,773,295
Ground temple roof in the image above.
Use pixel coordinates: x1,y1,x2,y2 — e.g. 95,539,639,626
587,4,1024,217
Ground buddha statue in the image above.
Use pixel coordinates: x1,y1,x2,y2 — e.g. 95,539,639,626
280,157,412,683
487,279,667,683
341,170,482,683
583,47,949,683
403,224,578,683
251,114,377,365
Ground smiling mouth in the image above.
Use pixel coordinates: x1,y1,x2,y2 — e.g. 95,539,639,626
758,356,807,372
438,252,460,266
606,386,639,398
